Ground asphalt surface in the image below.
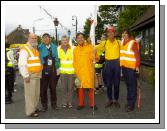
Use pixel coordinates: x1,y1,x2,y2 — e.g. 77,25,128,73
5,72,155,119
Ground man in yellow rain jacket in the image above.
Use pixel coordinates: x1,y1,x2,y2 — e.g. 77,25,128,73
73,32,97,110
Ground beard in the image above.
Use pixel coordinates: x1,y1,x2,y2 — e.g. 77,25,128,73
31,42,38,49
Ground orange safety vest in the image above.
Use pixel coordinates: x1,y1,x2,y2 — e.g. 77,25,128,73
120,40,138,69
23,45,42,73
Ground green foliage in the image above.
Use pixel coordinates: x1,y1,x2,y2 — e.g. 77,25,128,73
37,36,42,44
83,5,150,40
83,5,118,41
117,5,150,33
98,5,118,25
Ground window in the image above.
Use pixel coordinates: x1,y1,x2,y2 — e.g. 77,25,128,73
140,26,155,66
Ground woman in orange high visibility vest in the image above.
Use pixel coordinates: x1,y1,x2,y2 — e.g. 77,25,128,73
120,29,140,112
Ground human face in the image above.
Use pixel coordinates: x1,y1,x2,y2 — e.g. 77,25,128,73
76,34,85,46
43,36,51,45
61,37,69,46
28,34,38,48
107,31,115,40
122,31,130,42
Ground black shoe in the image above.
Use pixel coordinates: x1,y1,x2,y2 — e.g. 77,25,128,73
105,101,113,108
90,105,98,110
125,106,134,112
39,107,48,112
114,101,120,108
5,99,13,104
52,105,59,110
76,106,84,110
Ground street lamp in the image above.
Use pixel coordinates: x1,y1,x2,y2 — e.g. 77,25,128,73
68,30,71,38
33,18,44,33
53,18,59,45
72,15,77,37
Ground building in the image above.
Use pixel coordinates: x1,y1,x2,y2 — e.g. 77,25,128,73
6,25,30,48
130,5,155,85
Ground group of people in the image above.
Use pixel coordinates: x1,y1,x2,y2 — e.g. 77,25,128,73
6,25,140,117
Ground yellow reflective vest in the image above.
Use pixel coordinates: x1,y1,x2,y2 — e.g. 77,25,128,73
6,48,14,67
58,46,75,74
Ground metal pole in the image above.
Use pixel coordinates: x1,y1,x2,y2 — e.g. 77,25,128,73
76,18,77,37
33,27,35,33
55,26,58,45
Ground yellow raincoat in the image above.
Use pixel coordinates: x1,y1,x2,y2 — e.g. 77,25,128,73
73,43,94,88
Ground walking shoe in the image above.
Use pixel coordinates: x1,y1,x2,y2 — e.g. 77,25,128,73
35,109,40,113
125,106,135,112
62,104,67,108
39,106,48,112
95,90,100,95
52,105,59,110
68,104,73,108
67,103,73,108
76,106,84,110
90,105,98,110
29,112,39,117
114,101,120,108
105,101,113,108
5,99,13,104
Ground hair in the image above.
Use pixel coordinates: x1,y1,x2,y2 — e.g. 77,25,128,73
42,33,50,38
122,28,131,37
76,32,85,39
61,35,69,40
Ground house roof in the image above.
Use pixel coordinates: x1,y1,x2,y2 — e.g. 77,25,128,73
7,25,29,44
131,5,155,31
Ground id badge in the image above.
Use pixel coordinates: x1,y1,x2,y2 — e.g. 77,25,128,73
47,59,52,66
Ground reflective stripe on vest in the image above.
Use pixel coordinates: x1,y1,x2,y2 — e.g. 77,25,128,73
95,63,103,68
6,50,13,67
58,47,74,74
120,40,137,69
23,45,42,73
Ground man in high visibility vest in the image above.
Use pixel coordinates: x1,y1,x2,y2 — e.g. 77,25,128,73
96,26,121,108
5,42,15,104
58,35,75,108
38,33,60,112
18,33,42,117
120,29,140,112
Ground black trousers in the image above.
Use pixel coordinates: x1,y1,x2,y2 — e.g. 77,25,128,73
104,59,120,101
122,66,137,108
40,67,59,108
5,67,15,101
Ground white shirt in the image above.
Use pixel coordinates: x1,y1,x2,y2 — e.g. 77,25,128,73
46,44,51,49
18,49,29,78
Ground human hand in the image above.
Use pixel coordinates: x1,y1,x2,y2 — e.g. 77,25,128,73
24,77,30,83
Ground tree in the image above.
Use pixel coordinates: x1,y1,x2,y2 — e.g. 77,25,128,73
98,5,118,25
83,5,119,41
117,5,150,33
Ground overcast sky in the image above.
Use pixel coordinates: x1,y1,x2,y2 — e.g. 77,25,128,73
5,5,95,37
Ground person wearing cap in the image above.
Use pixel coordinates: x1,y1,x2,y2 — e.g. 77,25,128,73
73,32,98,110
96,26,121,109
120,29,140,112
18,33,42,117
38,33,60,112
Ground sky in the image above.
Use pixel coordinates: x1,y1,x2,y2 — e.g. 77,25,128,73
5,5,95,38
